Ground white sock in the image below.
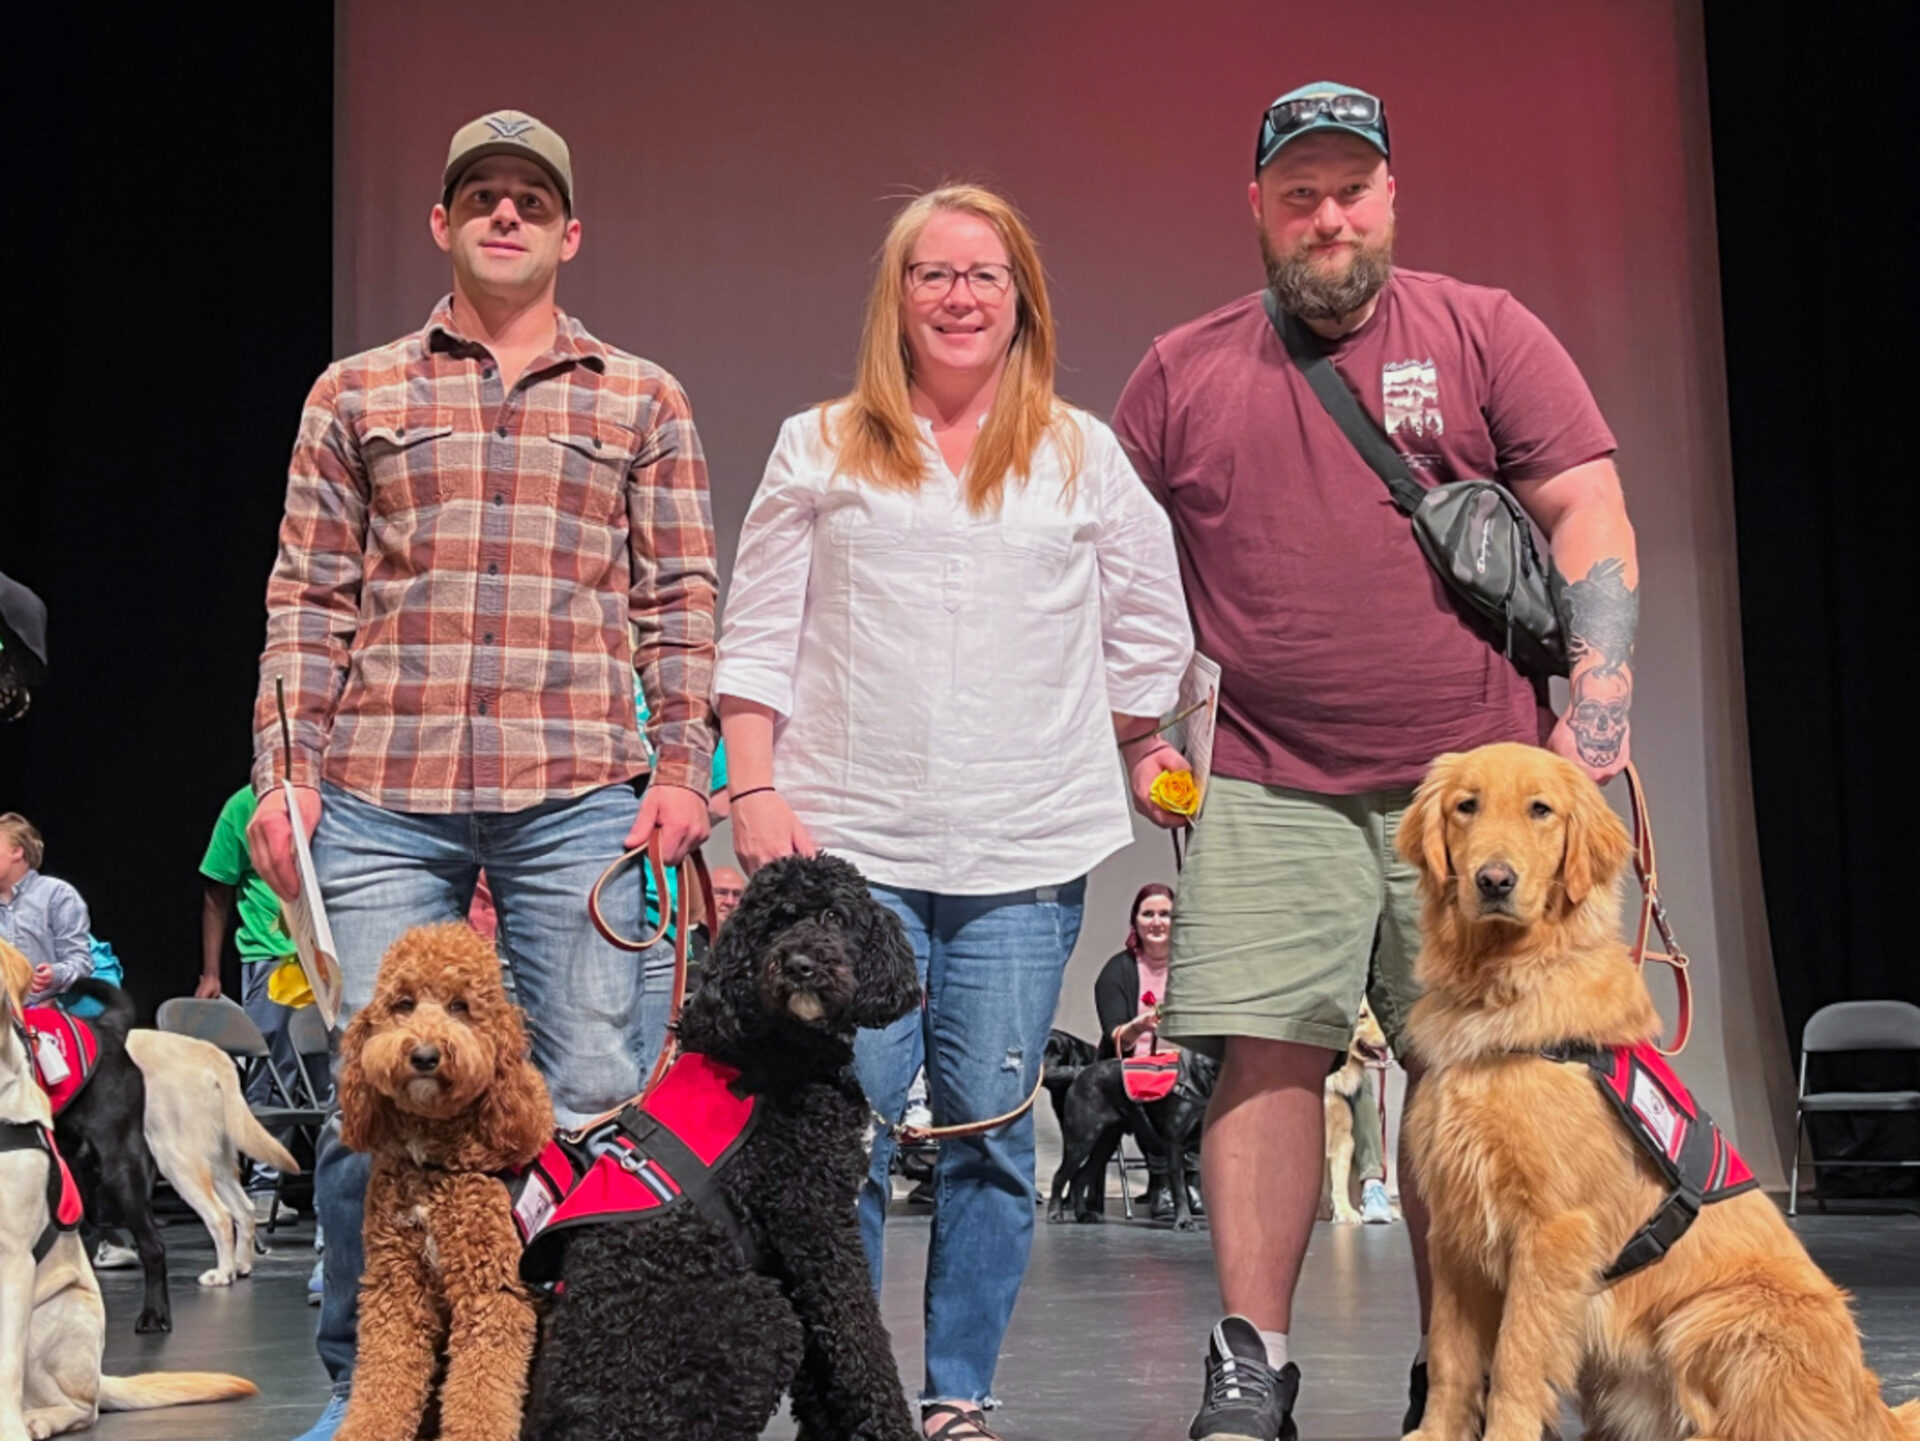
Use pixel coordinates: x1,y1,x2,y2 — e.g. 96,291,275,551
1414,1333,1429,1366
1258,1328,1290,1371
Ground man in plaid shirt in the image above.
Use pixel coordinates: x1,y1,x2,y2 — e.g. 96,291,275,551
247,110,718,1441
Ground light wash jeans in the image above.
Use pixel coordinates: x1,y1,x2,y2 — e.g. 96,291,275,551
856,878,1085,1409
309,781,673,1388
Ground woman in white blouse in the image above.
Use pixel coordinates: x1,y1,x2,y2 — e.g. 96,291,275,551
715,185,1192,1441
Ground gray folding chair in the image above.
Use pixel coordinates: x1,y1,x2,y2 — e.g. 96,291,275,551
1789,1000,1920,1216
156,996,332,1230
284,1003,336,1111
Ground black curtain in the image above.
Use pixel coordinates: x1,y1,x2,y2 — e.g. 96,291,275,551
0,7,332,1017
1707,1,1920,1194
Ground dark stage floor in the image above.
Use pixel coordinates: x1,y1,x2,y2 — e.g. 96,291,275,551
94,1202,1920,1440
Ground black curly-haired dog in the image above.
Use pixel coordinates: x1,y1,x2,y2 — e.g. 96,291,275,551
522,853,923,1441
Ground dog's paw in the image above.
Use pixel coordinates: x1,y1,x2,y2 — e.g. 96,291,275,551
133,1307,171,1334
1073,1210,1103,1224
197,1266,236,1287
1332,1205,1363,1225
1174,1216,1200,1232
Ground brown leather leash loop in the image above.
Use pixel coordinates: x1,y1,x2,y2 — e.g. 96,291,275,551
569,834,714,1139
870,1068,1048,1148
1620,762,1692,1056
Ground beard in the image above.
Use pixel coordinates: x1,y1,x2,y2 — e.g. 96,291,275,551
1262,221,1395,322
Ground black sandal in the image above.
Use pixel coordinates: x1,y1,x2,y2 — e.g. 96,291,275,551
922,1401,1001,1440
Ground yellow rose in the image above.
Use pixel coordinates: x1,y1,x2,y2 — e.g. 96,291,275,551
1149,769,1201,817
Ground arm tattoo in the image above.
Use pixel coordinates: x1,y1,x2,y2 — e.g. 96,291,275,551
1557,557,1638,767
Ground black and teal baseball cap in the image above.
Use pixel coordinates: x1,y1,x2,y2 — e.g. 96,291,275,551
1255,83,1390,171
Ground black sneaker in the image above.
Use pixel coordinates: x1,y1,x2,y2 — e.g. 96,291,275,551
1404,1358,1562,1439
1403,1359,1427,1434
1189,1317,1299,1440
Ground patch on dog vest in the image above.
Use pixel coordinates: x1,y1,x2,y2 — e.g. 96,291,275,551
1122,1052,1182,1104
508,1051,759,1286
0,1119,85,1262
1550,1042,1758,1281
22,1007,98,1115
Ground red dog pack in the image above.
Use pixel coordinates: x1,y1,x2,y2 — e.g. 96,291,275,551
1549,1041,1758,1280
508,1051,760,1286
1122,1052,1182,1104
23,1006,99,1115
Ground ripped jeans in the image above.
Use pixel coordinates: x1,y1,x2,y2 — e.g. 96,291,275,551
855,879,1086,1408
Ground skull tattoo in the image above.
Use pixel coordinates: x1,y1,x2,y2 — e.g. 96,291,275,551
1571,665,1632,766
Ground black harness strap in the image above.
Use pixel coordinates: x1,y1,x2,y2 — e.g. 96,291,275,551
612,1103,759,1269
0,1118,74,1263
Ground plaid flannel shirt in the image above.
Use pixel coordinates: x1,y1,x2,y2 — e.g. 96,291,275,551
252,298,718,813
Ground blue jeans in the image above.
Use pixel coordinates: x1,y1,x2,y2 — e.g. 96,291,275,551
856,879,1085,1408
310,781,674,1387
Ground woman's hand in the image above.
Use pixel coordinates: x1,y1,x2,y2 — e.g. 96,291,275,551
1114,1003,1163,1055
730,789,818,876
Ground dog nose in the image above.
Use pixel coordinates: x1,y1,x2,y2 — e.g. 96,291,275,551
409,1045,440,1073
1475,862,1517,901
786,953,819,983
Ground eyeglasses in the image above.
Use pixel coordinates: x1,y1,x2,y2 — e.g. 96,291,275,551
906,262,1013,300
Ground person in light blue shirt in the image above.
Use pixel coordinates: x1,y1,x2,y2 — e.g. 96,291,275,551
0,813,93,1004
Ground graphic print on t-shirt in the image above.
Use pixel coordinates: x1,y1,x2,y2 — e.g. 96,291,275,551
1382,357,1445,465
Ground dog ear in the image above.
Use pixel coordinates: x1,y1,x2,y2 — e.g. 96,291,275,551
336,1007,396,1155
675,916,757,1056
479,1040,555,1168
1561,766,1633,905
852,897,921,1028
1396,754,1460,888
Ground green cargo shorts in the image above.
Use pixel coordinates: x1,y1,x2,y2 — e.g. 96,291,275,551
1162,776,1423,1058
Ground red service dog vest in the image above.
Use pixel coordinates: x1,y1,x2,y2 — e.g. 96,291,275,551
22,1007,98,1115
1122,1052,1182,1104
0,1120,85,1262
508,1051,759,1286
1549,1042,1758,1281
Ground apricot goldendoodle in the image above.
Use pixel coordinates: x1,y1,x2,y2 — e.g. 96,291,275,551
1399,743,1920,1441
335,923,554,1441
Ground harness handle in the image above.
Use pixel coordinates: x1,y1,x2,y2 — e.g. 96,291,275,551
585,831,714,1115
1620,763,1692,1056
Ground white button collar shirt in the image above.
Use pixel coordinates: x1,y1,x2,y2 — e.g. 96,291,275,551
716,404,1193,895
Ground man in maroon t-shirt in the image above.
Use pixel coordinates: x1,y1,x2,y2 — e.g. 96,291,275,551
1113,82,1638,1441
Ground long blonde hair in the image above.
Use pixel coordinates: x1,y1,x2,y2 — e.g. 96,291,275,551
825,184,1080,513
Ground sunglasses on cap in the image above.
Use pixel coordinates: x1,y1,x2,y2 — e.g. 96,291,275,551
1258,89,1390,168
1268,92,1380,132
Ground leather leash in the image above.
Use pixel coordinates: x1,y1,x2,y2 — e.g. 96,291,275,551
586,835,1043,1149
572,833,714,1137
1620,762,1692,1056
870,1069,1047,1148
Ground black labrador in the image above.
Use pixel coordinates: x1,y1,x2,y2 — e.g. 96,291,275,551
52,980,171,1332
1047,1049,1218,1231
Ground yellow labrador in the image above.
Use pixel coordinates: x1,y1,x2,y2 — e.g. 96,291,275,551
1,941,257,1440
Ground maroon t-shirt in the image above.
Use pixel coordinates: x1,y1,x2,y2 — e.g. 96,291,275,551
1113,270,1616,794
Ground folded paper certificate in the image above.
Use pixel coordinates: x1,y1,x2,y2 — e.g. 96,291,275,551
1168,651,1221,819
281,778,343,1027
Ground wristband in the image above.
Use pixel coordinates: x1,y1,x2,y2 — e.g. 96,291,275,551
732,785,777,802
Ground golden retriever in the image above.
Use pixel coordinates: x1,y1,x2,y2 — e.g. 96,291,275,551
1397,743,1920,1441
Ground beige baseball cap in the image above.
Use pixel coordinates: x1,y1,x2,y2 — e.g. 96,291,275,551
442,109,574,212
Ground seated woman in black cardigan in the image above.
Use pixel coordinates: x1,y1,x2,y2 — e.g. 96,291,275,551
1093,883,1202,1220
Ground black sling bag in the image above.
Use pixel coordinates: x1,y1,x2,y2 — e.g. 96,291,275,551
1263,290,1568,677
